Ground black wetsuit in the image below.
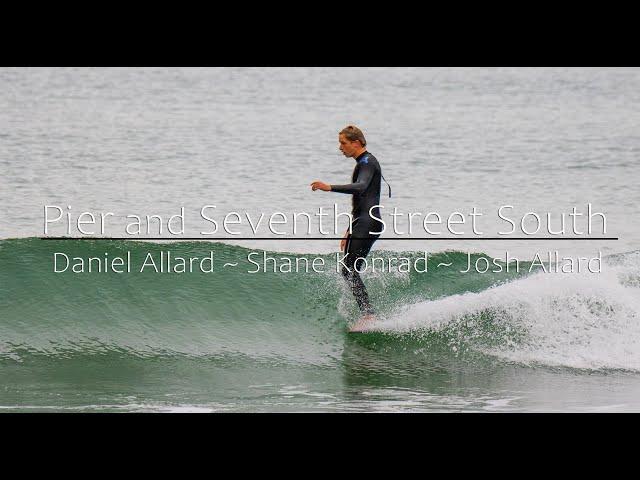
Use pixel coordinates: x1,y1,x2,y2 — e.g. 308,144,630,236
331,151,386,314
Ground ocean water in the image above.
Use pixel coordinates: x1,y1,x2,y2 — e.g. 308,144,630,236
1,67,639,412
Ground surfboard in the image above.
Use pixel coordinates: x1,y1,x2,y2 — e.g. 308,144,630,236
348,315,376,333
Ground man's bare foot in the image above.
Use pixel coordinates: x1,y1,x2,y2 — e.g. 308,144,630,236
349,313,376,333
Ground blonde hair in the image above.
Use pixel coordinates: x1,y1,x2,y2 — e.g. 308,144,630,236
339,125,366,147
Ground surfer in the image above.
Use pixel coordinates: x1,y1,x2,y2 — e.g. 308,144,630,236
310,125,390,332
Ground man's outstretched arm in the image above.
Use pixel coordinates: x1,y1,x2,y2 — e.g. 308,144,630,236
311,163,376,195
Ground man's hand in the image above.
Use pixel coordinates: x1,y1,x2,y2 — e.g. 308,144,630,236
340,229,349,252
310,181,331,192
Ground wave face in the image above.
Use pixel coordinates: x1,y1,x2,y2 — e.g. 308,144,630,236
2,238,640,411
0,239,516,361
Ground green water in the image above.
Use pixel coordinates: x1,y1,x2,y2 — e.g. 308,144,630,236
2,239,640,412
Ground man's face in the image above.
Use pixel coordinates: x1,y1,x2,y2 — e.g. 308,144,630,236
338,134,361,158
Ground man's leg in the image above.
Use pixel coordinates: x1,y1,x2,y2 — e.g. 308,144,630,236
341,234,378,314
